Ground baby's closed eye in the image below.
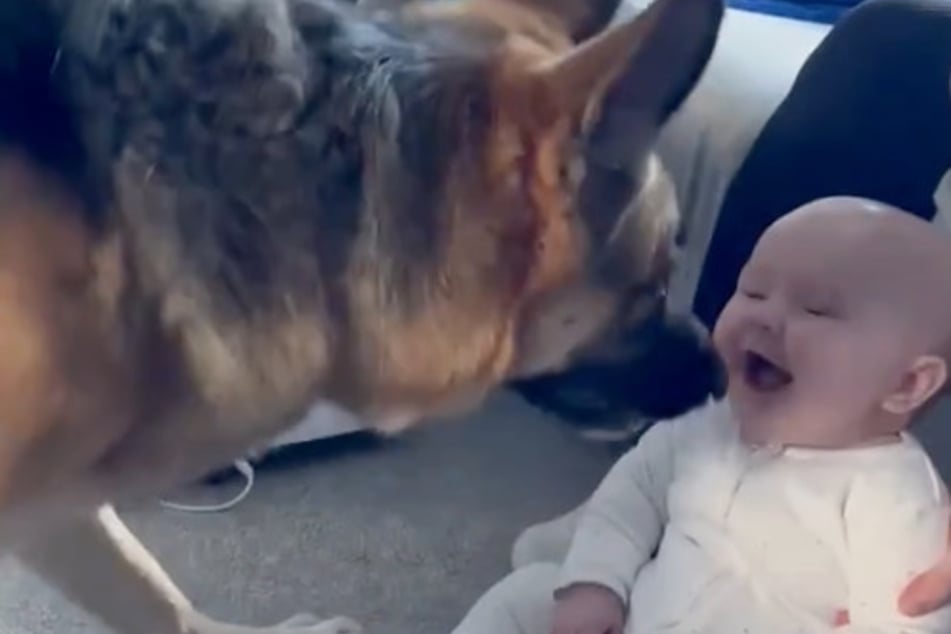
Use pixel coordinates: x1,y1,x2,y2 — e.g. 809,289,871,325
739,287,766,301
801,299,845,319
803,305,834,318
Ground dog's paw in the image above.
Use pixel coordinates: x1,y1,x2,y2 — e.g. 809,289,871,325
276,614,363,634
276,614,323,628
186,610,363,634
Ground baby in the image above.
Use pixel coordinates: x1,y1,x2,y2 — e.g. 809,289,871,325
452,196,951,634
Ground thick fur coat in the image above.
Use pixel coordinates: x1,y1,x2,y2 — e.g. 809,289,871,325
0,0,724,631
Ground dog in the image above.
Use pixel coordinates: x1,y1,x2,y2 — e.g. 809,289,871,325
0,0,724,631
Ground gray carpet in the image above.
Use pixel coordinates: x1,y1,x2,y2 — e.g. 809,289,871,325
0,391,617,634
2,393,950,634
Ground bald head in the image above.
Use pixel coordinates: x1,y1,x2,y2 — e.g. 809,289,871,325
771,196,951,258
715,196,951,446
753,196,951,350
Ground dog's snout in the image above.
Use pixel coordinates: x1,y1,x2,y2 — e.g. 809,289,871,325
675,312,728,399
509,309,727,429
709,346,728,400
627,311,726,419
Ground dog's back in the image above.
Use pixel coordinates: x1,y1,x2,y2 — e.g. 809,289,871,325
0,0,724,520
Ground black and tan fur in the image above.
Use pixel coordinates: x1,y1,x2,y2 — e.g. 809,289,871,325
0,0,724,631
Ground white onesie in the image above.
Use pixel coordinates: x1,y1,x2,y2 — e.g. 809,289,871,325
453,400,951,634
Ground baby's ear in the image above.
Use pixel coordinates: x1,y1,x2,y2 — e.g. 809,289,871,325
882,355,949,415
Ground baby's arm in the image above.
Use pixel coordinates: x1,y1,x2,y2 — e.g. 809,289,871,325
840,461,951,634
556,404,708,603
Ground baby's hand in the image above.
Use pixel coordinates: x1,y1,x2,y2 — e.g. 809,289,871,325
552,582,625,634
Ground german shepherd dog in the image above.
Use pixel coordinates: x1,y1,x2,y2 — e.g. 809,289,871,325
0,0,724,630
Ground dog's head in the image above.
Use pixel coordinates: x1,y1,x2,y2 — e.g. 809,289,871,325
360,0,726,425
0,0,725,433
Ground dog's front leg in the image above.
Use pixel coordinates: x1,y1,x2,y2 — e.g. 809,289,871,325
15,506,362,634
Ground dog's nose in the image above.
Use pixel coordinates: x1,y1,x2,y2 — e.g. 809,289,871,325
626,311,726,419
507,309,727,428
679,312,728,400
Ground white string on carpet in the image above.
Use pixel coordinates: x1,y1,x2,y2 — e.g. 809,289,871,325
159,458,256,513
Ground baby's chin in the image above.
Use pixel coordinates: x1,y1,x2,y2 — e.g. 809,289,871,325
736,416,779,448
732,400,891,450
728,391,786,448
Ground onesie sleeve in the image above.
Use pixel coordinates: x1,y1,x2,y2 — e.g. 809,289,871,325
555,402,713,604
839,450,951,634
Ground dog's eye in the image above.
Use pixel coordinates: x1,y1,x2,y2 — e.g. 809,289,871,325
561,155,585,187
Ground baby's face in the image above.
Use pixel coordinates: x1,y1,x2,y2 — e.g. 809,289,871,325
713,208,925,448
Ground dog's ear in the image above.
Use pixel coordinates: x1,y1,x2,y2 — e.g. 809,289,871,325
526,0,723,137
366,0,621,41
489,0,623,41
506,0,723,380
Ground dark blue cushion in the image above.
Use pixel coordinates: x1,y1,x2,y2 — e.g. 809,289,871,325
727,0,864,24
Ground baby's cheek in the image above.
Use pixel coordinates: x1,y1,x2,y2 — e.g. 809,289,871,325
789,321,836,362
803,346,876,408
710,304,740,355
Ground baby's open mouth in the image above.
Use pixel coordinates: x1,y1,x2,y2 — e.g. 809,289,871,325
743,351,793,392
